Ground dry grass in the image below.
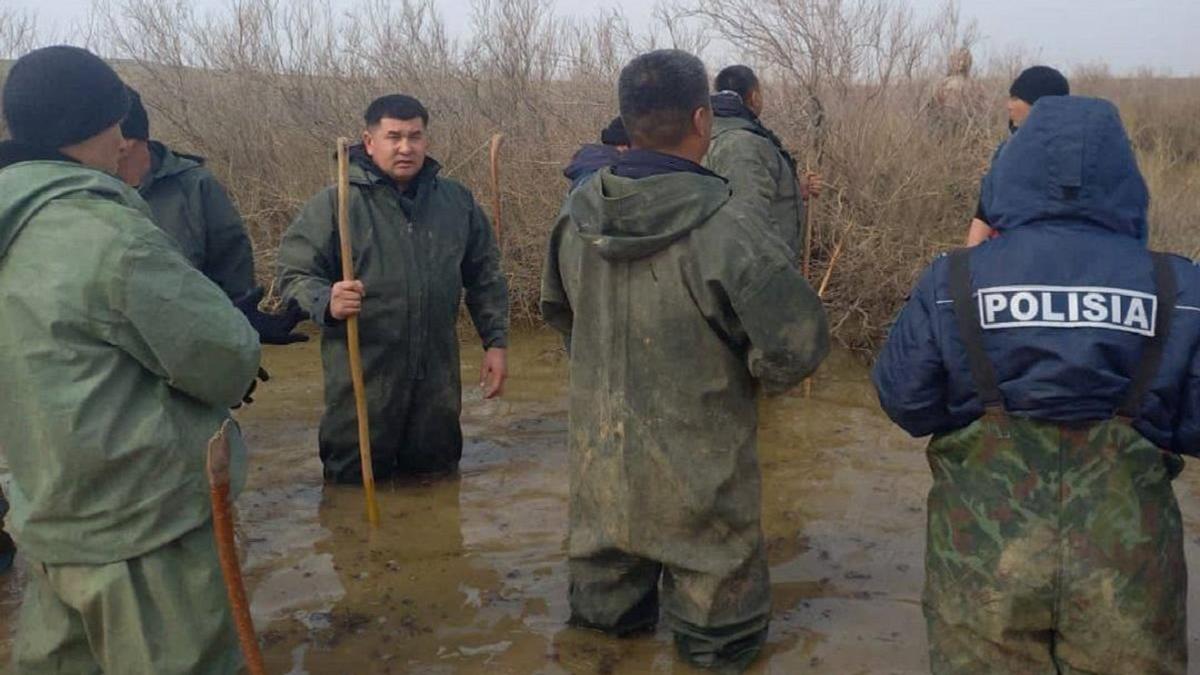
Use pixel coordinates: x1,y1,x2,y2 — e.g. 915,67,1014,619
2,0,1197,351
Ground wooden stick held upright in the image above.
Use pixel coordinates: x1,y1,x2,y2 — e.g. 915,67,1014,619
207,420,267,675
488,133,505,240
337,137,381,527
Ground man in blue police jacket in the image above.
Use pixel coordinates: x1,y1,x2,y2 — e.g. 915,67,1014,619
874,96,1199,675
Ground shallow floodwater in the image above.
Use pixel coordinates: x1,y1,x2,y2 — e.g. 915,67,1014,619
5,330,1200,674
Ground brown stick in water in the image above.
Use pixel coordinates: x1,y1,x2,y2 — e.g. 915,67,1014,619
207,419,267,675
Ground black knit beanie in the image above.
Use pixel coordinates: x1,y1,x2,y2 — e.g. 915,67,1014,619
120,87,150,141
600,116,629,146
1009,66,1070,105
2,46,129,148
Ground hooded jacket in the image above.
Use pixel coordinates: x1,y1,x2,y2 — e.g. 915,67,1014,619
0,142,261,564
541,162,828,573
873,97,1200,455
563,144,621,190
137,141,256,300
703,92,805,258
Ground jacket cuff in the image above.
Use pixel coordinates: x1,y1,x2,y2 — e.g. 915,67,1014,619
482,333,508,350
311,287,337,328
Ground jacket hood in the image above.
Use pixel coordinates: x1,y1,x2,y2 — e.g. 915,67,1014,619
985,96,1148,239
0,142,142,260
137,141,204,195
566,168,730,261
564,144,620,183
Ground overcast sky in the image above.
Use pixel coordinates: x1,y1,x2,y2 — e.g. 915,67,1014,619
10,0,1200,75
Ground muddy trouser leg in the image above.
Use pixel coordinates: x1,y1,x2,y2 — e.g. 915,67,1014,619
924,416,1189,675
568,549,662,636
923,417,1061,675
396,363,463,475
664,538,771,672
1054,422,1187,675
13,522,240,675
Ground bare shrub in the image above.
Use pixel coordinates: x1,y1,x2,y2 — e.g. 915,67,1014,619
2,0,1196,350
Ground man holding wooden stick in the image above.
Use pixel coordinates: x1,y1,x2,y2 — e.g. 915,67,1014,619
0,46,261,674
704,65,820,262
278,95,509,484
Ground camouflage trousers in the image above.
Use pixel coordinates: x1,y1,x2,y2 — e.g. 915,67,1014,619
924,414,1187,675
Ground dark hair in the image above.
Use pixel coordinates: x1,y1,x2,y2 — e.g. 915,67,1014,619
364,94,429,127
618,50,709,149
714,65,759,100
600,116,629,146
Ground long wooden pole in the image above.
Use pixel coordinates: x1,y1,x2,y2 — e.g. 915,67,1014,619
336,137,381,527
488,133,505,240
207,420,267,675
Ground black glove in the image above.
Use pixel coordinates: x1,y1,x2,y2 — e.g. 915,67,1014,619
235,287,310,345
233,367,270,408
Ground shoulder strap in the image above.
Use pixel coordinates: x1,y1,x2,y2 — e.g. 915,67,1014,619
948,248,1004,410
1117,251,1177,418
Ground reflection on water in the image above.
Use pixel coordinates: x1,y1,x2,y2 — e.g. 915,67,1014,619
4,331,1200,674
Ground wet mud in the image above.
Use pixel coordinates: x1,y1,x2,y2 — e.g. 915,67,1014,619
5,330,1200,673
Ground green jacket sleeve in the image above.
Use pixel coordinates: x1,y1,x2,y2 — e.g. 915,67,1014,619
461,197,510,349
703,214,830,395
276,189,338,327
539,214,574,345
198,173,256,300
111,209,262,408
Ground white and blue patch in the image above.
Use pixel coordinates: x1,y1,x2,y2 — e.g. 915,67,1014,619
977,286,1157,337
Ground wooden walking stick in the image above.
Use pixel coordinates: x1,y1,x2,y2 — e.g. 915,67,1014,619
336,137,381,527
207,420,267,675
488,133,505,240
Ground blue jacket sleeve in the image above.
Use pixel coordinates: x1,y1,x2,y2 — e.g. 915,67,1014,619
872,263,953,437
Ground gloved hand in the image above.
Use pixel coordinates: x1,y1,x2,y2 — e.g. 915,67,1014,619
234,287,309,345
233,367,270,409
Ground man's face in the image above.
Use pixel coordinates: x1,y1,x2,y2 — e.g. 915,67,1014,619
363,116,428,184
1007,97,1032,128
116,137,150,186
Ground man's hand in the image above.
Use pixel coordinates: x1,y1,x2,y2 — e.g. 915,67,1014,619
800,170,823,200
330,280,365,320
235,288,310,345
479,347,508,399
965,218,994,247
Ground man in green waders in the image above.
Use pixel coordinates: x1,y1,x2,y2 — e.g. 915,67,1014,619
541,50,830,671
0,46,261,673
874,96,1198,674
278,95,509,483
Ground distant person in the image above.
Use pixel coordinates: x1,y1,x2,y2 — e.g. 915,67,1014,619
704,65,820,260
876,96,1194,674
563,116,629,190
542,49,829,671
0,45,260,673
277,94,509,483
117,87,308,345
930,48,986,126
965,66,1069,246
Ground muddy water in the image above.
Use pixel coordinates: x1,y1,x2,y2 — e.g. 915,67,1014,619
5,330,1200,674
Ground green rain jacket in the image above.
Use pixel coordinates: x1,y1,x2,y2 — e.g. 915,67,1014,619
704,116,805,259
138,141,256,300
276,149,509,473
541,167,829,575
0,153,261,565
